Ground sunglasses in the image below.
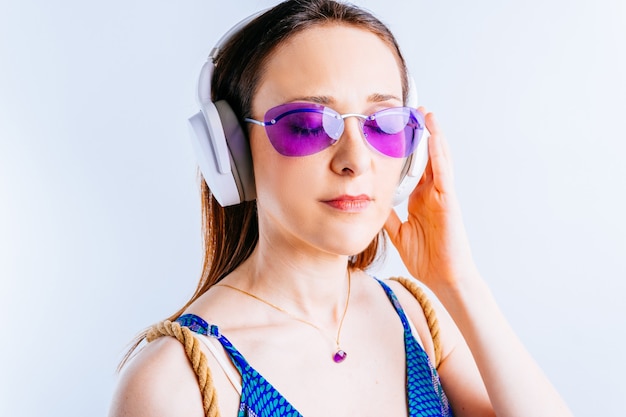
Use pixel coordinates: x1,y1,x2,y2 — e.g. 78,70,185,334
245,102,424,158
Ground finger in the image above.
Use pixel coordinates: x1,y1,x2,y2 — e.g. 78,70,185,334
426,112,453,168
425,112,454,192
422,155,434,184
417,109,434,185
384,209,403,248
408,158,432,206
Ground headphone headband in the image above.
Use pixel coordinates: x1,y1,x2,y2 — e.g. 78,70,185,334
200,10,268,106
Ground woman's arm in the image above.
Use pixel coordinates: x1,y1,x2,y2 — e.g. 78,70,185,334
385,110,573,417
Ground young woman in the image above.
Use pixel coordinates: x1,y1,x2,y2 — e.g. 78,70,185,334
109,1,572,416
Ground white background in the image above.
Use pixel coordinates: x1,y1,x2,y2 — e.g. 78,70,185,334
1,0,625,416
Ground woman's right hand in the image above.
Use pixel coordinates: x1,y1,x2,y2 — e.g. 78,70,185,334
385,109,479,296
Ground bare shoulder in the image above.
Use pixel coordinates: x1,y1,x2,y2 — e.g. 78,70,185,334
108,336,204,417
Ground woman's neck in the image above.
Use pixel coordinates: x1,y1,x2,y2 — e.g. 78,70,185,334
226,237,352,323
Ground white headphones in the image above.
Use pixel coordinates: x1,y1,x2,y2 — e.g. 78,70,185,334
188,11,429,207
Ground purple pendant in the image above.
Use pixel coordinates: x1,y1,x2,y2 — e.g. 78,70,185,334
333,349,347,363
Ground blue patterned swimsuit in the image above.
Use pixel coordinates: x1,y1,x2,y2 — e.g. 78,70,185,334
177,279,453,417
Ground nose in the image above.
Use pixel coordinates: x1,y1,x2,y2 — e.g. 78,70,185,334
329,116,372,176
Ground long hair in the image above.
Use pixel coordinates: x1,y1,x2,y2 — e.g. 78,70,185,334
120,0,409,368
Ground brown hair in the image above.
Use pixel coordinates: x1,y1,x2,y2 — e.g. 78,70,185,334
121,0,409,367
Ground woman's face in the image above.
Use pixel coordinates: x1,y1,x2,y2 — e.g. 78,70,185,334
250,24,406,258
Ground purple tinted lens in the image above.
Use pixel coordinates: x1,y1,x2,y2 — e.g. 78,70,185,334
264,103,342,156
363,107,423,158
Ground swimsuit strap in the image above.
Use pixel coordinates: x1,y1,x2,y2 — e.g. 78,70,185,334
176,314,303,417
176,314,249,375
376,279,414,332
389,276,443,368
375,279,453,417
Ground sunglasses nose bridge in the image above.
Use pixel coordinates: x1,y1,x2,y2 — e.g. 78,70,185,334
339,113,369,135
334,113,372,155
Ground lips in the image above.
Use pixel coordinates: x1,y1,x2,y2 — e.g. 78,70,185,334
322,194,372,212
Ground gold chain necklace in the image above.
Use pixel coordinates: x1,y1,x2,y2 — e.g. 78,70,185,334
216,270,351,363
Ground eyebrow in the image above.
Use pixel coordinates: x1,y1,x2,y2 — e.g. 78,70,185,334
288,93,402,105
368,93,402,103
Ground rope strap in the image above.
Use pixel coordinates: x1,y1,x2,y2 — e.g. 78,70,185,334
146,320,220,417
389,276,443,368
146,276,441,417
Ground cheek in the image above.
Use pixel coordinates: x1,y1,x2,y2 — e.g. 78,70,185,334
250,131,275,189
377,159,407,201
250,134,312,206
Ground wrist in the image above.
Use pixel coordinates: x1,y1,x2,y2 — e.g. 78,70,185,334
430,266,490,314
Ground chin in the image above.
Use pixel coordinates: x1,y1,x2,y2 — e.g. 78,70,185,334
315,229,381,259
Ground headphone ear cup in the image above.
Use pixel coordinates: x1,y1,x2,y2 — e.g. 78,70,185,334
392,127,429,206
393,75,429,206
188,99,255,207
215,100,256,202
